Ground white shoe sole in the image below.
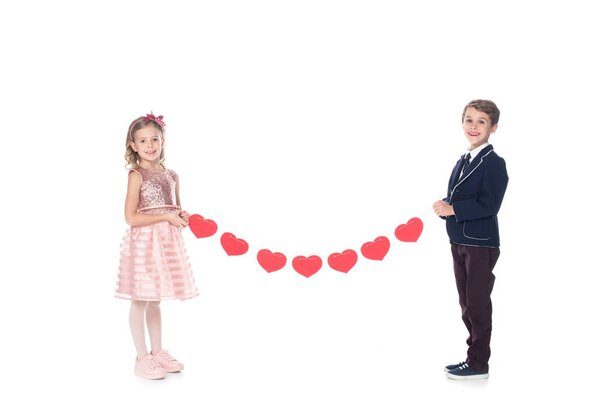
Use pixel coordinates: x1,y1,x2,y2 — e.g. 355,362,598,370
446,372,489,380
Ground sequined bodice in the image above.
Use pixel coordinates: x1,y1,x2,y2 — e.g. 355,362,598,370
133,167,178,212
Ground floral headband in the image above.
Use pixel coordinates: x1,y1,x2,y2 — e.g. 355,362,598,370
143,112,166,129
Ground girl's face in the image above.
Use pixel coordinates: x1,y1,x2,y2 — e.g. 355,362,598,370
130,126,164,166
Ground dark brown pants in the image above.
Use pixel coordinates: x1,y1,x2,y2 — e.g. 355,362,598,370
451,243,500,372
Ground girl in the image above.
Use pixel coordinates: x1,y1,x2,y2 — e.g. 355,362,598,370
115,113,198,379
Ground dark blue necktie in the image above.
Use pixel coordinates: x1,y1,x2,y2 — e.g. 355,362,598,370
460,153,471,177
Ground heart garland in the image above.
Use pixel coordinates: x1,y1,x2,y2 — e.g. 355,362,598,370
292,255,323,278
257,249,287,272
188,214,423,278
189,214,218,238
360,236,390,261
328,250,358,273
220,232,249,256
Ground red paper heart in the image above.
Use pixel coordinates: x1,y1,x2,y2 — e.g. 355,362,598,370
220,232,249,256
360,236,390,260
188,214,218,238
257,249,287,273
394,217,424,242
328,249,358,273
292,255,322,278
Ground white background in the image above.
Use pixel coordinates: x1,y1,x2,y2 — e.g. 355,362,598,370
1,1,599,399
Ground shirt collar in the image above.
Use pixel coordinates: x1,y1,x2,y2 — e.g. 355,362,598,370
466,143,490,161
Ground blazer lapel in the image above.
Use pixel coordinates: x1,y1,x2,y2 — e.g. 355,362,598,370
448,157,465,191
456,144,495,187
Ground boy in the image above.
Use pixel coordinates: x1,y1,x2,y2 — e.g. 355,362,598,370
433,99,509,380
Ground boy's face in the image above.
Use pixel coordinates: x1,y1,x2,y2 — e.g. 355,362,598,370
462,107,497,150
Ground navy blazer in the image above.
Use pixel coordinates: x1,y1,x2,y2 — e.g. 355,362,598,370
444,144,508,247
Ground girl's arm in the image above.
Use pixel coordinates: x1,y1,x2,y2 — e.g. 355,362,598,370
175,174,190,224
124,171,187,227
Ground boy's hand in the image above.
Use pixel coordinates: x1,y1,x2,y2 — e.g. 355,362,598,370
433,200,455,217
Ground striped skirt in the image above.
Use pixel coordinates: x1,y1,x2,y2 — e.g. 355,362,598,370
115,219,198,301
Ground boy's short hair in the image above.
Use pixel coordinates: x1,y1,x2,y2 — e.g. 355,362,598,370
462,99,500,126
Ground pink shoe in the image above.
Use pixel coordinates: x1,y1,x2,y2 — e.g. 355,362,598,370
152,350,184,373
134,354,167,380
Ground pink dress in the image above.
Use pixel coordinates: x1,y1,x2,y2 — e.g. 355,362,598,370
115,167,198,301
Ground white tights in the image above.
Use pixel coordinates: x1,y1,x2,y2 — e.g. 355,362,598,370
129,300,162,360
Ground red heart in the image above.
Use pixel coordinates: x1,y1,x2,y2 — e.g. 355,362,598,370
360,236,390,260
257,249,287,273
220,232,249,256
292,255,322,278
395,217,424,242
188,214,218,238
328,249,358,273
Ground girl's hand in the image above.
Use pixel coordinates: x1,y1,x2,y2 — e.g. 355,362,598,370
166,212,188,228
179,210,190,224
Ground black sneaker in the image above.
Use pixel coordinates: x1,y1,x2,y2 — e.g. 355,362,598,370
444,361,466,372
446,363,489,380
